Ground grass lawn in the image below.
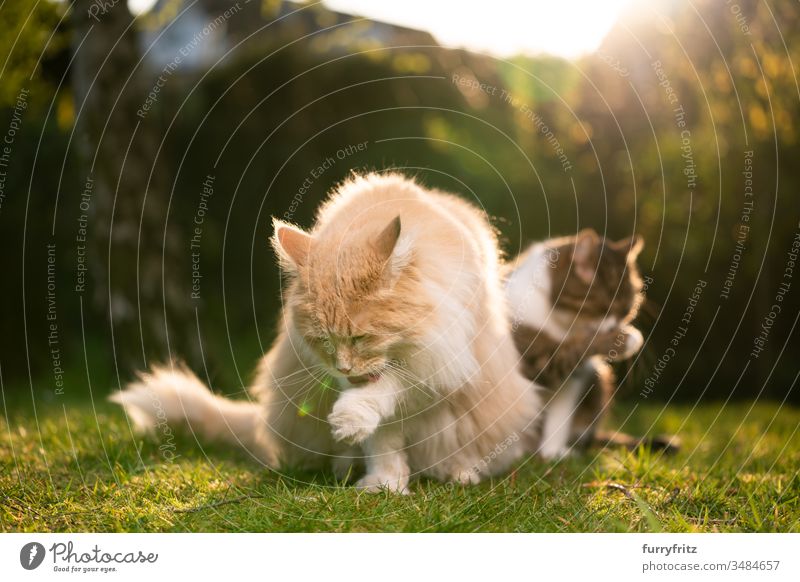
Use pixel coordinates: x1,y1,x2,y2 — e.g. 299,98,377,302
1,395,798,532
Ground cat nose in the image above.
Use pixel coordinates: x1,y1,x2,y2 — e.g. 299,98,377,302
336,365,352,375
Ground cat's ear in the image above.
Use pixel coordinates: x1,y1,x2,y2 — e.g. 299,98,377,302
373,215,411,282
610,235,644,259
573,228,599,283
271,218,312,270
374,215,402,261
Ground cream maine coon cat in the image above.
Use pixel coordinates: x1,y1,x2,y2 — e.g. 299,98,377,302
112,173,541,493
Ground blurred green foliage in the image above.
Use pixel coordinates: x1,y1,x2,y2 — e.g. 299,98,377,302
0,0,65,108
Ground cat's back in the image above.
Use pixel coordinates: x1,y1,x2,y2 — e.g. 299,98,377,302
315,173,492,261
315,173,428,232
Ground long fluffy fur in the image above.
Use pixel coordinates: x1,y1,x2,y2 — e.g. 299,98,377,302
109,365,277,465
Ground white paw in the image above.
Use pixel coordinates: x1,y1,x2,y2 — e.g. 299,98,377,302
450,468,481,485
622,326,644,359
538,441,571,461
355,472,410,494
328,394,381,444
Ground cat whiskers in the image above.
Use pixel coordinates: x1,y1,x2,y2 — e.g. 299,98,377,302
277,363,329,384
273,364,332,418
384,360,430,398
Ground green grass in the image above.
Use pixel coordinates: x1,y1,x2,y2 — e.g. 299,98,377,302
1,396,798,532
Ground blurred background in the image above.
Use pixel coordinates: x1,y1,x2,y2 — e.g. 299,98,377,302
1,0,798,406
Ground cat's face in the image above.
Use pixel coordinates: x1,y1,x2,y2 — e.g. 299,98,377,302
548,228,644,327
271,216,426,385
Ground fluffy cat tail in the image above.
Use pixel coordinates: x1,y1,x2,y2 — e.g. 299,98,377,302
109,364,277,465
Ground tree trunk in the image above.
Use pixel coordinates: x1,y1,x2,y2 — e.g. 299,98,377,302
70,1,190,369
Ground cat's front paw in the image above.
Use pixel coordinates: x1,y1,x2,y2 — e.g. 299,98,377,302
620,325,643,359
605,325,643,361
328,393,381,444
355,471,410,494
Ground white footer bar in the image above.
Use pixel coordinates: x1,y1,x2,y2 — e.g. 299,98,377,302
1,533,798,581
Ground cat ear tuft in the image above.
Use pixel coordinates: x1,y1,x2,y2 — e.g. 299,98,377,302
374,215,402,262
271,218,312,270
573,229,599,283
630,234,644,258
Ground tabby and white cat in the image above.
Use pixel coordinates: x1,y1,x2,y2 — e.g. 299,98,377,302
112,173,541,493
505,229,645,459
